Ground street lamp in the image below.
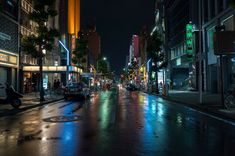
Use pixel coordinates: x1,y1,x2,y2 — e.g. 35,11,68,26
42,49,46,55
97,57,107,73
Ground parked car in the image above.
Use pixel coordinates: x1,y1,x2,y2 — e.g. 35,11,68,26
126,84,138,91
64,82,90,100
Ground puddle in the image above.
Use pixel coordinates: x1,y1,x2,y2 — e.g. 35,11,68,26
17,136,61,144
43,115,83,123
17,130,42,144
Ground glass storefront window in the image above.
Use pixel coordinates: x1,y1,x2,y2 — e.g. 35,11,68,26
207,27,217,65
222,15,234,31
230,57,235,85
222,16,235,86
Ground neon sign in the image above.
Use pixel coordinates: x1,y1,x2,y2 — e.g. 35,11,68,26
186,23,193,56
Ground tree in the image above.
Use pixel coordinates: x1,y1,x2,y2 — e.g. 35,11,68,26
126,58,138,81
22,0,59,101
72,31,88,68
147,31,166,94
97,58,108,74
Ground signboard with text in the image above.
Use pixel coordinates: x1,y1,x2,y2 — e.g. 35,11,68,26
186,23,193,55
0,51,17,66
214,31,235,55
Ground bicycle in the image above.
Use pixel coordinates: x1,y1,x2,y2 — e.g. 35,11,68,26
224,88,235,109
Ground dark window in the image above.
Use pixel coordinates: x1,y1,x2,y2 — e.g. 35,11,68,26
218,0,224,13
203,0,208,23
3,0,18,19
0,0,3,11
210,0,215,18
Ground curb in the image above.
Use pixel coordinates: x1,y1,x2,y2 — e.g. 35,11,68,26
0,98,64,117
144,91,235,124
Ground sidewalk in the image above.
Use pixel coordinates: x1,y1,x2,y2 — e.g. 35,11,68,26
149,90,235,122
22,92,64,106
0,91,64,116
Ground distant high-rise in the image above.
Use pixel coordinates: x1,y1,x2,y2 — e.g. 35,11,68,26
132,35,139,58
59,0,82,83
68,0,80,37
59,0,81,64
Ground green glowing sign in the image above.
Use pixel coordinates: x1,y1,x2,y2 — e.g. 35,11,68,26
151,72,156,79
186,23,193,56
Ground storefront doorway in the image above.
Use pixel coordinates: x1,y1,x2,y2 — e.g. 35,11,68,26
0,67,7,97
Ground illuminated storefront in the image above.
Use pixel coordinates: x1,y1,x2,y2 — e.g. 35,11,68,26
0,4,19,96
0,50,18,96
22,65,83,93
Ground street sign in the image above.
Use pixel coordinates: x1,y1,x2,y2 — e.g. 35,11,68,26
214,31,235,55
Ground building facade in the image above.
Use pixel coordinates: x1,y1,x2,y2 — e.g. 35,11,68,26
20,0,62,93
139,26,148,89
202,0,235,93
59,0,82,85
0,0,19,96
164,0,199,90
80,25,101,72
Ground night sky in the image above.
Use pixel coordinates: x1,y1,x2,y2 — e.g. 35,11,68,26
81,0,155,74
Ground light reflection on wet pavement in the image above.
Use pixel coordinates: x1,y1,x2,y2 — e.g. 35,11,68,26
0,89,235,156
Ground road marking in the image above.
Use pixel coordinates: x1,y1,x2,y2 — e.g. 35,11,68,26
187,107,235,126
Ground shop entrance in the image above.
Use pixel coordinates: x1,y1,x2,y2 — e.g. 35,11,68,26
0,67,7,97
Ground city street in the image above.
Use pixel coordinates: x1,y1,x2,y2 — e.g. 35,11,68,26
0,88,235,156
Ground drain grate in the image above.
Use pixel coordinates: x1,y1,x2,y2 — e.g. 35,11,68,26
43,115,82,123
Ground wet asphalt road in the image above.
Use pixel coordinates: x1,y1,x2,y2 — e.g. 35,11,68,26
1,88,235,156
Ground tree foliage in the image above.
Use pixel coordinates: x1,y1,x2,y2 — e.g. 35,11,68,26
147,31,167,70
97,58,108,74
21,0,59,101
21,0,60,58
72,32,88,66
146,31,166,93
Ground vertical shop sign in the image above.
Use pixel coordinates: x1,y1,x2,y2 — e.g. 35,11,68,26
186,23,193,57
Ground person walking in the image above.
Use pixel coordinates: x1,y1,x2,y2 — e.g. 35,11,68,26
56,79,61,89
53,79,57,90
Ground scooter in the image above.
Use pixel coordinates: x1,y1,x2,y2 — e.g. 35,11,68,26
0,83,23,108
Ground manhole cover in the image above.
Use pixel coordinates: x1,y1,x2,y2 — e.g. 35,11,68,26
43,115,82,123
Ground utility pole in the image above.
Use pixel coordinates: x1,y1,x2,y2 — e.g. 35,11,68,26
215,25,226,108
220,55,225,107
198,0,203,104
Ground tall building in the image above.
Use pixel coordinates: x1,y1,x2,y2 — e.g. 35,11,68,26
0,0,19,96
68,0,80,37
20,0,61,93
20,0,37,93
148,0,165,88
80,25,101,72
139,26,148,88
139,26,148,66
127,35,141,85
164,0,199,90
87,26,101,65
132,35,139,58
202,0,234,93
59,0,82,84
